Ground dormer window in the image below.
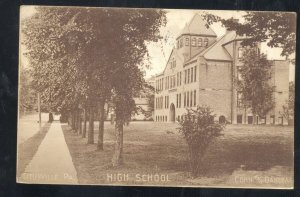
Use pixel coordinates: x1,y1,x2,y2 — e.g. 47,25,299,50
204,38,208,46
197,38,202,47
191,38,196,46
185,37,189,46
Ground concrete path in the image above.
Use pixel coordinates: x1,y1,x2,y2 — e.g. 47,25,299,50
19,122,78,184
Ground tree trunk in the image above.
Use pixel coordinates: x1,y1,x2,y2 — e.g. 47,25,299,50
87,106,94,144
112,118,123,166
72,111,75,130
77,109,81,135
79,114,82,135
74,110,78,133
82,108,87,138
97,99,105,150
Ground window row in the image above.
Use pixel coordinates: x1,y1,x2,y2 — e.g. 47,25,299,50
155,90,197,110
155,65,197,92
156,115,168,122
156,78,164,91
177,37,209,48
184,66,197,84
155,96,169,109
183,90,197,107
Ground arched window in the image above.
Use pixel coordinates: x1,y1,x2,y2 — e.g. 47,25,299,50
180,38,183,48
204,38,208,46
191,38,196,46
198,38,202,46
238,47,244,59
185,37,189,46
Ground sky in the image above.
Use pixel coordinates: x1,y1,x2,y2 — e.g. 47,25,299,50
20,6,295,81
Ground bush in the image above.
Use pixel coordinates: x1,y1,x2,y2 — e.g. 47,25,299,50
178,106,225,177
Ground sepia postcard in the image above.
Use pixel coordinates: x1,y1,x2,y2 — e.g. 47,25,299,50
17,6,296,189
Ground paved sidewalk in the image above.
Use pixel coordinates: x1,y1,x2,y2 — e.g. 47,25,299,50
18,122,78,184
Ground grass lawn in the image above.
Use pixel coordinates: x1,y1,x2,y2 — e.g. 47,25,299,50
62,121,293,188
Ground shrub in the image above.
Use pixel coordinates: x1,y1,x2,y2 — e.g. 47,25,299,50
178,106,225,177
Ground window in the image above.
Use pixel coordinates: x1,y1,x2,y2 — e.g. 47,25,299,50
162,78,164,90
180,72,182,86
187,92,190,107
179,94,181,108
176,94,178,108
191,67,194,83
184,92,186,107
180,38,183,48
194,66,197,81
184,70,187,84
190,91,193,106
198,38,202,46
238,47,243,59
185,37,189,46
194,90,196,106
204,38,208,46
188,69,190,83
191,38,196,46
167,96,169,108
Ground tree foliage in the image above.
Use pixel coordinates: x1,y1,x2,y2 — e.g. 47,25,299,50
237,49,274,118
178,106,224,177
203,12,296,57
21,7,166,165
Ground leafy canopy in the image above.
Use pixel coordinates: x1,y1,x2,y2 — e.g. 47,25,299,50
203,12,296,57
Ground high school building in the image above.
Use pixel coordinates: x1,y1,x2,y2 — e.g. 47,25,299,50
154,14,289,125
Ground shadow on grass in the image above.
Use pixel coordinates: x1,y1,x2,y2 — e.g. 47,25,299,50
197,139,293,177
17,122,52,178
61,122,293,185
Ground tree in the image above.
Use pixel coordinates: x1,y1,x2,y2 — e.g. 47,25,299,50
178,106,224,177
280,81,295,125
137,83,155,120
105,9,166,166
203,12,296,57
237,48,274,120
19,65,37,114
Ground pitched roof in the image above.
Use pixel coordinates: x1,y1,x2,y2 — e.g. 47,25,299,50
177,14,217,38
185,31,237,64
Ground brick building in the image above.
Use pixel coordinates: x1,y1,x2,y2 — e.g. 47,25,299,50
154,14,289,125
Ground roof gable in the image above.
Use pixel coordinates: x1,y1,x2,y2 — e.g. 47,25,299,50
178,14,217,38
